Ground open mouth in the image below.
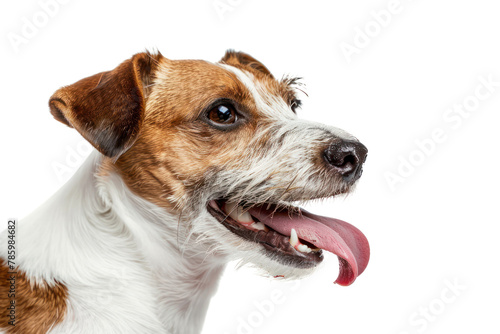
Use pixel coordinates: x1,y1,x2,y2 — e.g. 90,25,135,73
207,199,370,286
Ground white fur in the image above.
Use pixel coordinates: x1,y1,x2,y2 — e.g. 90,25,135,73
0,152,226,334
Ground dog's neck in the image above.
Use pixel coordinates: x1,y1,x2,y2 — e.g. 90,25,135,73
14,151,226,334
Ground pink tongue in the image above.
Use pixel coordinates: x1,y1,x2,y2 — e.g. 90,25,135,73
248,206,370,286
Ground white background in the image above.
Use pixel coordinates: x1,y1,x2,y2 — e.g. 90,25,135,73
1,0,500,333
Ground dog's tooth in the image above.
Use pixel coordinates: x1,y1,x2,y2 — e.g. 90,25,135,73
226,205,241,222
251,222,268,231
223,201,237,215
297,244,312,253
222,202,236,219
224,201,254,224
290,228,298,247
236,209,254,224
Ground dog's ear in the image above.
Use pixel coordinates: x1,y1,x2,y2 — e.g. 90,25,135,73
220,50,274,78
49,51,163,158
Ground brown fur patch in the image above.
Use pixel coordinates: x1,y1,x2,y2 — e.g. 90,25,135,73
110,58,263,210
55,50,299,212
220,50,274,78
49,52,161,158
0,261,68,334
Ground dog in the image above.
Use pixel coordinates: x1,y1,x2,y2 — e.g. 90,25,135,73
0,50,369,334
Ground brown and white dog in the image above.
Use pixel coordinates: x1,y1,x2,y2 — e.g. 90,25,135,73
0,50,369,334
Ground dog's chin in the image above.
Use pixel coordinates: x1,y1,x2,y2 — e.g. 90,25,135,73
232,248,319,280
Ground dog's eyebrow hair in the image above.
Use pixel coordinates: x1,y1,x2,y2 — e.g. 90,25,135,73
280,75,303,87
280,75,308,100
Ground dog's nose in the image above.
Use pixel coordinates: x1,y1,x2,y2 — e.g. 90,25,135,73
324,140,368,182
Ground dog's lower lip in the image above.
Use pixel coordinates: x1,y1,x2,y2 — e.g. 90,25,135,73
207,200,323,269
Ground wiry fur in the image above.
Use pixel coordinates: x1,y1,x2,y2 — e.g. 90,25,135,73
0,50,365,333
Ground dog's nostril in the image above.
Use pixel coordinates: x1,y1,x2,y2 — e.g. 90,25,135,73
340,154,357,168
324,140,368,181
325,149,358,171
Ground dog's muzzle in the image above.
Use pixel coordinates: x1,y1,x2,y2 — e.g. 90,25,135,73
206,136,370,286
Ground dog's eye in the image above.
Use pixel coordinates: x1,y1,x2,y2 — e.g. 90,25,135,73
207,104,237,125
291,99,302,113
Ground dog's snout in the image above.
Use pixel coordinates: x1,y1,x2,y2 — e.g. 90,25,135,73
324,140,368,182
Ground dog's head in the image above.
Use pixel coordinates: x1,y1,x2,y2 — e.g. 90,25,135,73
49,50,369,285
